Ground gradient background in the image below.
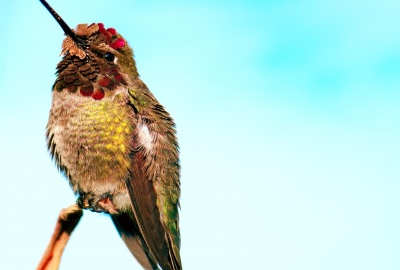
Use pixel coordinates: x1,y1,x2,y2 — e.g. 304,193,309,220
1,0,400,269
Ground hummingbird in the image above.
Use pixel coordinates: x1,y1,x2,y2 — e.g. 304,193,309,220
41,1,182,269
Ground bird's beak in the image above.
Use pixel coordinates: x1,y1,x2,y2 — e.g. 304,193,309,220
40,0,87,48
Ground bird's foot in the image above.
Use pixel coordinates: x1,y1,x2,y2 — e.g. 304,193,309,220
77,193,120,215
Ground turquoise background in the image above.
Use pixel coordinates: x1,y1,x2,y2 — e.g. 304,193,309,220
1,0,399,269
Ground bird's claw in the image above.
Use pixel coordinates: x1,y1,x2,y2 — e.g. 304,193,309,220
77,192,120,215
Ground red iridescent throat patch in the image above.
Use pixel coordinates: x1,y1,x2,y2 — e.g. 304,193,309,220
76,23,126,100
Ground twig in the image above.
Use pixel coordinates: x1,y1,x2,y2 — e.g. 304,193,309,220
36,204,83,270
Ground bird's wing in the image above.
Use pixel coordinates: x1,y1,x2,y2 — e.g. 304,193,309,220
125,82,182,270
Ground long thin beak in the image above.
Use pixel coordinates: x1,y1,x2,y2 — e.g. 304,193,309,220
40,0,86,47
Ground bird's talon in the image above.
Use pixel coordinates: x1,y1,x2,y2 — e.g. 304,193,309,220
76,192,119,214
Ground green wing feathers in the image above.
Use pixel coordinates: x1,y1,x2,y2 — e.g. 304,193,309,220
127,80,182,270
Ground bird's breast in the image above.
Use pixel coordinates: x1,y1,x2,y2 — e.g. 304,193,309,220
47,90,135,195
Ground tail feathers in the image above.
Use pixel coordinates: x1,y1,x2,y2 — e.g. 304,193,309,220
167,236,182,270
111,213,159,270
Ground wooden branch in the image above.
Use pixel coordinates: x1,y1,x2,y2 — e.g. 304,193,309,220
36,204,83,270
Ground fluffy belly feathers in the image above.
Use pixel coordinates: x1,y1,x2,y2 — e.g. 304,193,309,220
47,93,135,200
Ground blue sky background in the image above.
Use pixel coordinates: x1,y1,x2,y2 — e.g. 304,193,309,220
1,0,400,269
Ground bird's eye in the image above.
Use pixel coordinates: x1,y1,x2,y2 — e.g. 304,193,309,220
104,52,115,62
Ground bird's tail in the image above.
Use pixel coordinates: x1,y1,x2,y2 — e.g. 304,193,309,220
111,213,160,270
